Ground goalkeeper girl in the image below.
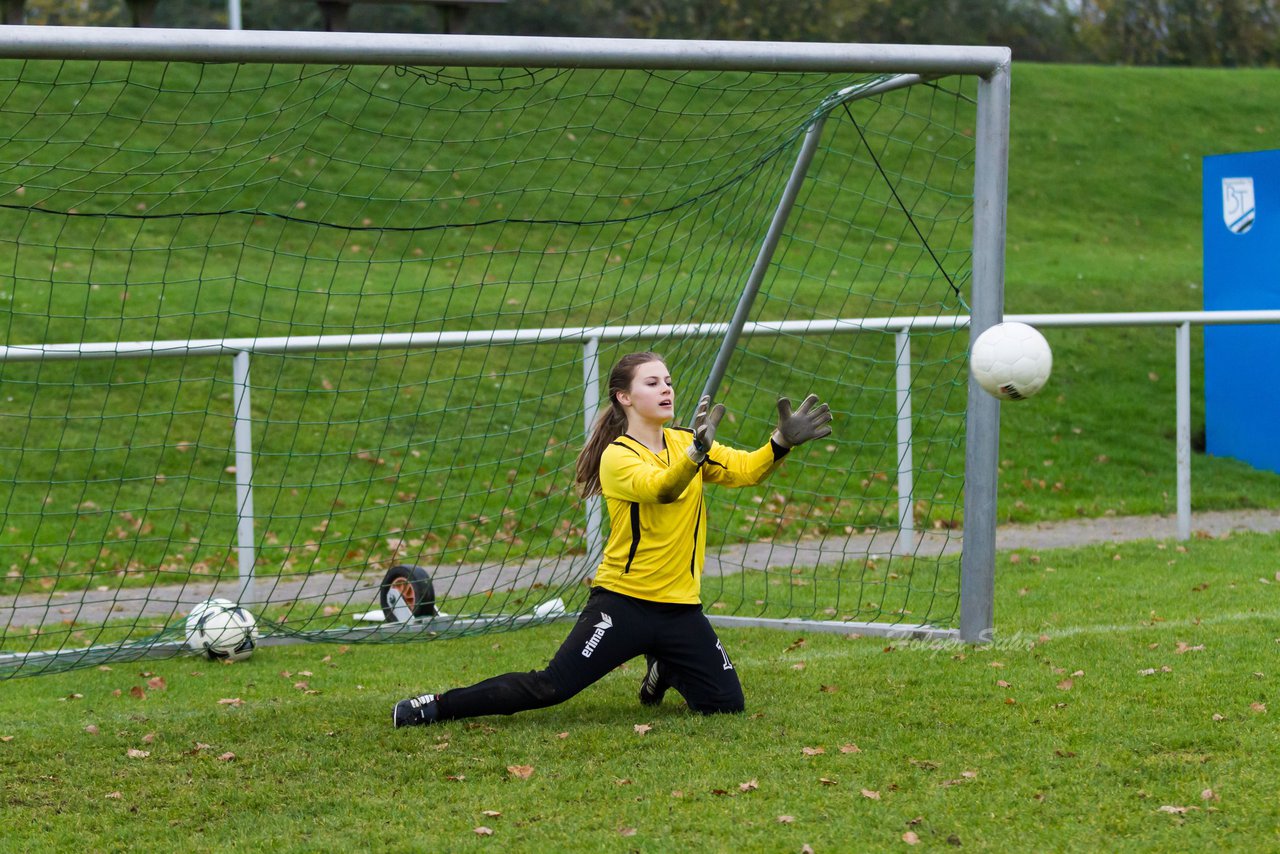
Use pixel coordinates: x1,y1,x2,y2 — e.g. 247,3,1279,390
393,352,832,727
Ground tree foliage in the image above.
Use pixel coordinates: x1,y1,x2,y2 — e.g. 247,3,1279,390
1076,0,1280,65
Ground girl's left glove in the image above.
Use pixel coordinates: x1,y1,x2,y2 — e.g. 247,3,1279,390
772,394,833,449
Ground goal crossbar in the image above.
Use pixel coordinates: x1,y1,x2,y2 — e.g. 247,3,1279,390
0,26,1010,75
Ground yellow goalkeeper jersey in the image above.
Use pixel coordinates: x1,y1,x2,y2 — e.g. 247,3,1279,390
593,427,787,604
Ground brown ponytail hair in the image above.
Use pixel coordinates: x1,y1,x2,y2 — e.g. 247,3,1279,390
575,351,666,498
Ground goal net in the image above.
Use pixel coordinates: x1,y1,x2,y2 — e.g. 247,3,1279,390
0,32,1009,677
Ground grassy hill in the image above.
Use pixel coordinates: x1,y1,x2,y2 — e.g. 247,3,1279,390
1,58,1278,606
997,63,1280,518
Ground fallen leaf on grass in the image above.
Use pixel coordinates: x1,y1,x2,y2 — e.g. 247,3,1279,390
739,779,758,792
481,810,501,817
936,778,972,793
446,774,465,782
777,815,795,824
801,746,824,756
634,724,652,735
1175,642,1205,654
84,725,100,735
619,827,637,837
217,697,243,707
507,764,534,780
217,752,236,762
104,791,122,799
147,676,166,690
903,831,921,844
819,777,838,786
556,732,569,740
839,743,861,754
1158,805,1195,815
861,788,881,800
129,686,145,700
1201,789,1219,801
1057,679,1074,691
474,826,494,836
1251,702,1267,713
126,749,149,759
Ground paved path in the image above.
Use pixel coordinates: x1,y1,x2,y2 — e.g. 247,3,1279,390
3,509,1277,631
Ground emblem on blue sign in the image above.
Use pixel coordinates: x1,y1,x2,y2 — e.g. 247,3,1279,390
1222,177,1255,234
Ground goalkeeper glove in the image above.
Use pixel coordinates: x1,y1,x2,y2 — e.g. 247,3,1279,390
687,394,725,464
772,394,833,449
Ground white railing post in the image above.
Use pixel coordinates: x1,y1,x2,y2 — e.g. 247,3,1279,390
1175,321,1192,540
582,336,603,569
894,328,916,554
231,351,258,604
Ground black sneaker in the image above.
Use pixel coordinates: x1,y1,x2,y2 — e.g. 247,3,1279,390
393,692,440,728
638,656,669,706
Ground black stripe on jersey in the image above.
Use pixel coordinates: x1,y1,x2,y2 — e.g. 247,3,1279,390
610,439,643,457
689,494,702,576
624,502,641,574
703,455,728,470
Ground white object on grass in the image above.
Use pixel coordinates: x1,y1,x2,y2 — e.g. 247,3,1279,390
185,599,259,661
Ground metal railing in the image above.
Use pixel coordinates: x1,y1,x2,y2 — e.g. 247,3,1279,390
3,308,1279,605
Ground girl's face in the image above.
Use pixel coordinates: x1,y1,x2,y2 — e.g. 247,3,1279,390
617,360,674,425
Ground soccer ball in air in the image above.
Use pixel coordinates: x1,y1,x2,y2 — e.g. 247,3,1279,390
970,322,1053,401
185,598,259,661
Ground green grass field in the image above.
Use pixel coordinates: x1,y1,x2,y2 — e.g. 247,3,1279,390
3,530,1279,851
3,54,1280,849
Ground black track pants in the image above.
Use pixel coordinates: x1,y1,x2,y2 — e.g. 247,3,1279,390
435,587,744,720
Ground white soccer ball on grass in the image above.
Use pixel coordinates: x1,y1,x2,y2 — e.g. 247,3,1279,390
970,321,1053,401
185,598,259,661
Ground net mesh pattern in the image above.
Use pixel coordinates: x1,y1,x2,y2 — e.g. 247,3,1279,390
0,59,977,676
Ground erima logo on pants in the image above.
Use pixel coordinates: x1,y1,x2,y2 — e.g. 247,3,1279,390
581,613,613,658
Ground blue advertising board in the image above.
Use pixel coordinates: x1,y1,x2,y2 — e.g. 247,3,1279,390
1203,149,1280,473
